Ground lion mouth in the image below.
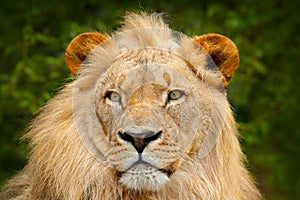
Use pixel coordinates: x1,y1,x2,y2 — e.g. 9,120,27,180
116,159,179,178
116,160,181,191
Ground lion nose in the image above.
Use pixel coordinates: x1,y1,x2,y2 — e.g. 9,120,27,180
118,131,162,153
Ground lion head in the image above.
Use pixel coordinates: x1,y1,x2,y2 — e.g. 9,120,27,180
1,13,261,200
65,13,239,192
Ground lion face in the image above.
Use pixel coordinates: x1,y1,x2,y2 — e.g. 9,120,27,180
66,20,239,191
93,50,208,190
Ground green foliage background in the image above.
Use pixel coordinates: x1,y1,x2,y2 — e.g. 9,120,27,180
0,0,299,199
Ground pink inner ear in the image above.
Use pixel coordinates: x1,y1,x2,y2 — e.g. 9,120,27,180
65,32,107,75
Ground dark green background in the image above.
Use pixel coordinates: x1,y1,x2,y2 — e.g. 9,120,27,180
1,0,299,199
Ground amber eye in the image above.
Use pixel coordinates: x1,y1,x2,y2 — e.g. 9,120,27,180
168,90,185,101
105,91,121,102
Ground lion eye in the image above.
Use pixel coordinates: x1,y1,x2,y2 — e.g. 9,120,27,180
168,90,185,101
105,91,121,102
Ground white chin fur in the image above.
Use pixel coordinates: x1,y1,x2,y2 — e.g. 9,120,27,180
119,165,170,191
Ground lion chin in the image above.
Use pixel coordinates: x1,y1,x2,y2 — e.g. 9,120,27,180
118,164,170,191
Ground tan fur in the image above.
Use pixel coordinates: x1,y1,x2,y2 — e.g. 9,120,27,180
0,12,261,200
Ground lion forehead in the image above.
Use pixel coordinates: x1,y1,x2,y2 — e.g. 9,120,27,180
108,65,197,98
103,48,198,86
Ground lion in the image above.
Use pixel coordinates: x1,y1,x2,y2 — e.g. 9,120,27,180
0,13,261,199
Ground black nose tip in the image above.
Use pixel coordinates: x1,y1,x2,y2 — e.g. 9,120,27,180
118,131,162,153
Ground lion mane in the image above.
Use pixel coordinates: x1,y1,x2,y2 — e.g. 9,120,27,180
1,13,261,200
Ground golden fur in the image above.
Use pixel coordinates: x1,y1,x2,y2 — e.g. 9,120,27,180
0,13,261,199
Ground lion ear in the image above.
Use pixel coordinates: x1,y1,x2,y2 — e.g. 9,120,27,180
65,32,107,75
194,33,239,88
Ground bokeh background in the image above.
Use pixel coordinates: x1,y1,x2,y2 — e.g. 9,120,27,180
0,0,299,199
